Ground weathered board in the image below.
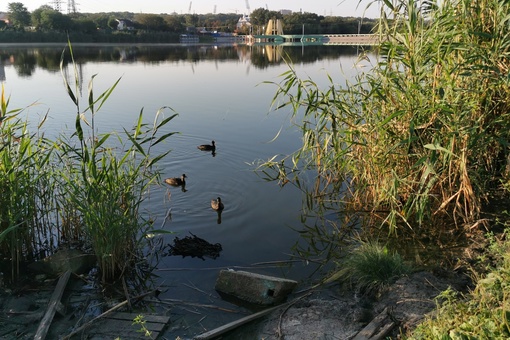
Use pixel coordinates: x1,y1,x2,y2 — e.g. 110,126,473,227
34,270,72,340
81,312,170,339
352,308,395,340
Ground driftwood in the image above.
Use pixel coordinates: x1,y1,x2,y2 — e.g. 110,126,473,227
194,293,312,340
34,270,71,340
193,303,284,340
352,307,396,340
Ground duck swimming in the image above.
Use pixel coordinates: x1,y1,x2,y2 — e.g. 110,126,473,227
165,174,187,186
211,197,224,211
198,140,215,151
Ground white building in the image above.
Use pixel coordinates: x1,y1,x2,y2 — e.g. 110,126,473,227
236,14,251,31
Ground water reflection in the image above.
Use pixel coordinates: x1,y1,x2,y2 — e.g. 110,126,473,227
0,43,371,79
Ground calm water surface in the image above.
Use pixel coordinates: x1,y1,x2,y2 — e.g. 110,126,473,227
0,43,371,337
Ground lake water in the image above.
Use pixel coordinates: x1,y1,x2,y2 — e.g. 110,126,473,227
0,43,371,338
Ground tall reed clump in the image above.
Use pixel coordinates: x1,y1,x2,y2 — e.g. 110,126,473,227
0,43,175,283
264,0,510,233
56,43,176,282
0,85,58,279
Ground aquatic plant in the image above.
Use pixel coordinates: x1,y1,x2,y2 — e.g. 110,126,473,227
0,41,176,283
262,0,510,234
56,41,177,282
0,85,59,279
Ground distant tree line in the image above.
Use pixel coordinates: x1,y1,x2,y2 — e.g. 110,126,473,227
249,8,376,34
2,2,377,42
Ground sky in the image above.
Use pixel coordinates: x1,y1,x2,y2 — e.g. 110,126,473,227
4,0,382,18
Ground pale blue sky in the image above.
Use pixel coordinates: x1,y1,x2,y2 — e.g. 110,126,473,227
5,0,381,18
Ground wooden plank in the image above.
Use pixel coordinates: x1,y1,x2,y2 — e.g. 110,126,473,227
106,311,170,324
352,308,395,340
86,319,164,339
34,270,72,340
61,290,157,340
99,318,167,332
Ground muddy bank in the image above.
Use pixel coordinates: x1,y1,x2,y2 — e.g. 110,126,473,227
0,268,471,339
217,270,471,339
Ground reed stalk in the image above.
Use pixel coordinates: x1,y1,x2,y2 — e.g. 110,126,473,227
264,0,510,234
57,41,176,282
0,85,57,279
0,41,176,283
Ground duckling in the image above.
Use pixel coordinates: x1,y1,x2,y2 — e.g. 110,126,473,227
198,140,216,151
211,197,224,211
165,174,187,186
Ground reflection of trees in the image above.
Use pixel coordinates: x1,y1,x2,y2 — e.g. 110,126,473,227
11,51,37,77
1,44,373,78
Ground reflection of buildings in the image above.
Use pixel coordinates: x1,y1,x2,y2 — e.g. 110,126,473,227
264,45,283,63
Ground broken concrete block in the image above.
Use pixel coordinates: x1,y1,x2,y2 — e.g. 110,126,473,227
28,248,96,276
215,270,298,305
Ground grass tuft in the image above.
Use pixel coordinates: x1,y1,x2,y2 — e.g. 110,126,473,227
327,241,410,294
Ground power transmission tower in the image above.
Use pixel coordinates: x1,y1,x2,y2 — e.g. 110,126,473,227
52,0,63,12
68,0,78,14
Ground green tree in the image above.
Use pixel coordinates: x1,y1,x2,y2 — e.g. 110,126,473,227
32,6,72,32
283,12,323,34
134,13,168,31
8,2,31,30
164,15,184,33
107,18,118,30
250,8,282,33
74,18,97,34
31,5,54,29
184,14,199,27
89,13,114,30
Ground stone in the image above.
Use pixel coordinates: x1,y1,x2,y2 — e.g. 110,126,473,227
28,248,96,276
215,269,298,305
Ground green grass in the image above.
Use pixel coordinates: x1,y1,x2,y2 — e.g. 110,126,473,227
409,229,510,339
326,240,410,294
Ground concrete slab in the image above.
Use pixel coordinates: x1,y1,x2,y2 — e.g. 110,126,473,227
215,270,297,305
